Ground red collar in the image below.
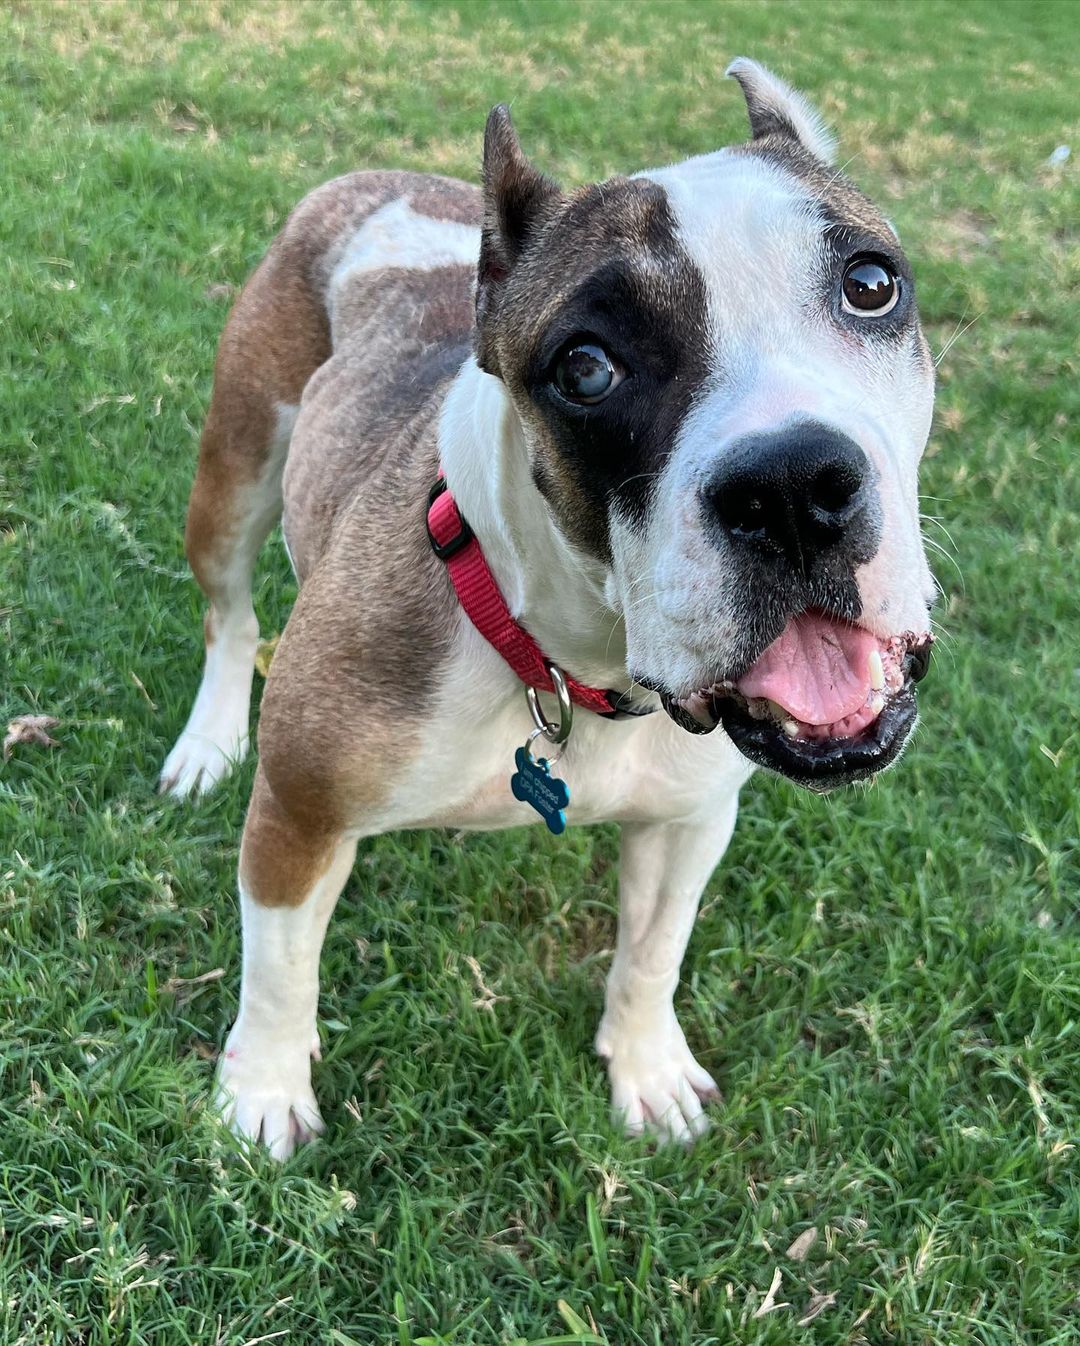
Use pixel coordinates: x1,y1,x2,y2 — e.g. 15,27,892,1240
427,477,646,720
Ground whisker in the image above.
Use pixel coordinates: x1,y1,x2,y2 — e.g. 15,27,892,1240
927,617,958,667
613,470,660,495
602,611,626,665
922,536,966,592
921,515,961,557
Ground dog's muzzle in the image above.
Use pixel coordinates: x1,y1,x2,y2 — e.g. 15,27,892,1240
661,620,933,791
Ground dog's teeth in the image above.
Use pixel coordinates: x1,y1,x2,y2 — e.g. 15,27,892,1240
748,699,768,720
782,719,800,738
869,691,886,715
868,648,886,692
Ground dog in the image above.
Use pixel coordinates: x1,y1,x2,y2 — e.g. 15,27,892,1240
160,59,936,1159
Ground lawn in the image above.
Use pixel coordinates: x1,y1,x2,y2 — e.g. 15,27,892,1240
1,1,1078,1342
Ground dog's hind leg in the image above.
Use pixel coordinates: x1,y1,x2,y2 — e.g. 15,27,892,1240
159,251,329,796
214,764,356,1160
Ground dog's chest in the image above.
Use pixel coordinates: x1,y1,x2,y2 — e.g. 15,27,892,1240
389,693,752,834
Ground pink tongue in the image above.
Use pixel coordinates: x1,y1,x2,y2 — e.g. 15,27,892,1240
737,612,876,726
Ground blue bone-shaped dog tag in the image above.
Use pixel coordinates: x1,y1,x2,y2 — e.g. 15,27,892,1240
510,746,570,834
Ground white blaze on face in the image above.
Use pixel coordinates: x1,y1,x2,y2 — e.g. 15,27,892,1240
613,150,935,689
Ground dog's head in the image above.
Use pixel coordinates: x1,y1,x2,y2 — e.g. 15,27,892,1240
475,60,936,790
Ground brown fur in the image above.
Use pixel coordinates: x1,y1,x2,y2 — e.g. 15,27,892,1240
185,171,480,601
283,263,476,576
239,764,343,909
256,403,462,842
181,171,480,903
184,219,332,597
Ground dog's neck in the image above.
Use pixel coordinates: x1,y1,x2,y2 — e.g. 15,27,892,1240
439,358,629,690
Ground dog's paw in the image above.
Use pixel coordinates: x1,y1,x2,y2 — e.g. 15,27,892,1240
214,1031,323,1162
159,725,248,797
595,1014,720,1145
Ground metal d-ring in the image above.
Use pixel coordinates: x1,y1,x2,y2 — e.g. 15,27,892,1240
526,664,573,748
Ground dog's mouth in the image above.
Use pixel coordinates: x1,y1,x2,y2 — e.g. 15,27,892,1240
660,611,932,790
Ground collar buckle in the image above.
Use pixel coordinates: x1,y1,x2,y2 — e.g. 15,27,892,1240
427,477,475,561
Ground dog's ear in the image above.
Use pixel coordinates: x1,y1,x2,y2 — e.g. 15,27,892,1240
726,57,837,165
476,105,562,376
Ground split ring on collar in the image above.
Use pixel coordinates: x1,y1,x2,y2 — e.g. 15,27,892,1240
526,664,573,747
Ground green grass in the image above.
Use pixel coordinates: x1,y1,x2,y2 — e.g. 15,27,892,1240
1,1,1078,1341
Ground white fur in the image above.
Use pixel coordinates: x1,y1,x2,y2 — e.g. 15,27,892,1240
439,361,623,689
611,150,936,694
217,839,356,1160
328,198,480,333
158,613,257,796
332,198,479,278
596,809,739,1141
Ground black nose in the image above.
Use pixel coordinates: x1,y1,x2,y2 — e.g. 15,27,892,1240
703,421,873,571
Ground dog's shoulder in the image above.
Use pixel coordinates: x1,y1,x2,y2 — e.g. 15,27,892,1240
260,427,461,829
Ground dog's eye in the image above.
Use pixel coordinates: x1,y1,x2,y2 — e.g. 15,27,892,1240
841,258,900,316
553,343,623,403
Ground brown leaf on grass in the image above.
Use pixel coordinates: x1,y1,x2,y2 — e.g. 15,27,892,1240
785,1227,819,1262
255,634,280,678
4,715,60,760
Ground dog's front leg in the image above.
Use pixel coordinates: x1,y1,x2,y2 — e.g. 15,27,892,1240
214,768,357,1160
596,798,739,1144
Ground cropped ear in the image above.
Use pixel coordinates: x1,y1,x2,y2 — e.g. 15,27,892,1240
476,105,562,375
726,57,837,165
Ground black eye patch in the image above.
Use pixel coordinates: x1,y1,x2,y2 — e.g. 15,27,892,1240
526,255,711,549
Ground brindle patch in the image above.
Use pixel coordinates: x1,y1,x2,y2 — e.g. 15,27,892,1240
284,263,475,578
184,170,480,595
262,260,475,836
257,419,458,838
179,171,480,871
481,175,712,560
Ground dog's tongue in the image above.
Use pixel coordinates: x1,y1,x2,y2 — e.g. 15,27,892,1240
737,613,876,726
